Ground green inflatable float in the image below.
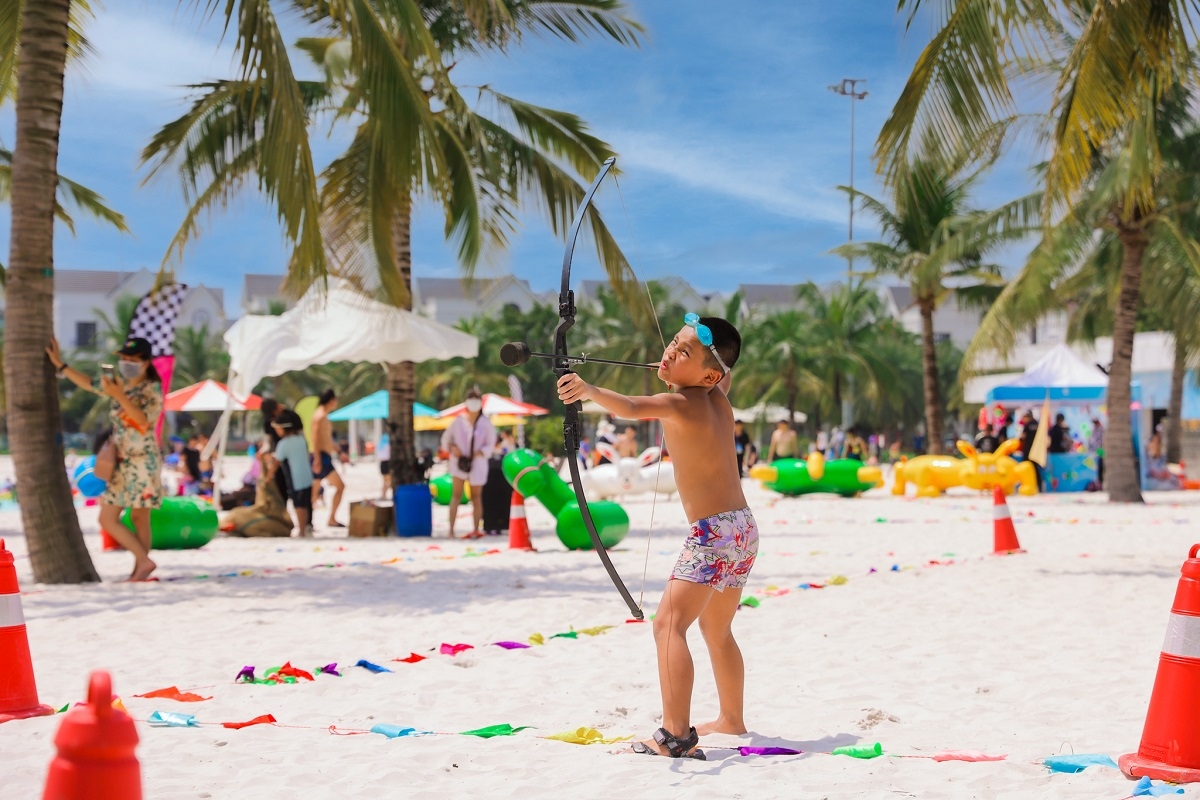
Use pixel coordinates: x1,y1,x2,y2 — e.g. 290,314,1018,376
750,453,883,498
121,496,218,550
501,449,629,550
429,474,470,506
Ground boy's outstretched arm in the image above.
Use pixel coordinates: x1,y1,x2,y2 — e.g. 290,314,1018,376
557,373,683,421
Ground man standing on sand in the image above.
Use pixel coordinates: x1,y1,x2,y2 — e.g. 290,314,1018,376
310,388,346,528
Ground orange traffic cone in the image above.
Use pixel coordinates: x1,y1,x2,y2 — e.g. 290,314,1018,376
43,670,142,800
1119,544,1200,783
508,491,534,551
0,539,54,723
992,486,1024,555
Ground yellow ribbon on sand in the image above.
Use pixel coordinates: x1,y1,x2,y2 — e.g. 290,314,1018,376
546,727,633,745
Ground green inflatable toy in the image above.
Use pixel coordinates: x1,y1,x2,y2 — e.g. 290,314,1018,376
750,453,882,498
429,474,470,506
501,449,629,550
121,496,218,550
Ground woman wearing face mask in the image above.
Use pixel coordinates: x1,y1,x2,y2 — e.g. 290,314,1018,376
47,336,163,581
439,388,495,539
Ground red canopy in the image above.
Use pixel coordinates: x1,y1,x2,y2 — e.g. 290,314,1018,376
165,380,262,412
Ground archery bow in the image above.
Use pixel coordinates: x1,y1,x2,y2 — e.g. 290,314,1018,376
553,156,645,621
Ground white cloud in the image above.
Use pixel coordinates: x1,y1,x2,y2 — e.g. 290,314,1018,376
72,10,232,98
611,128,858,227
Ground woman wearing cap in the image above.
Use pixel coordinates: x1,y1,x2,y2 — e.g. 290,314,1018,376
47,336,163,581
440,388,495,539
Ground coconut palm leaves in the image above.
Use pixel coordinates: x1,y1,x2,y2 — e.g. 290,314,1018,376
879,0,1200,217
833,133,1037,452
0,0,96,105
795,281,899,424
0,148,129,277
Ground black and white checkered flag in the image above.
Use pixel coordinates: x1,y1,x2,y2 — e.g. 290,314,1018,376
126,282,188,357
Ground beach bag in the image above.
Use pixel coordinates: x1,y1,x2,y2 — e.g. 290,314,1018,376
94,439,120,483
457,419,478,474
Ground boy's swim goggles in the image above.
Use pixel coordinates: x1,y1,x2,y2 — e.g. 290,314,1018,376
684,313,730,374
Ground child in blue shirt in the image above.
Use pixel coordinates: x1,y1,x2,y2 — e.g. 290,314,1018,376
271,410,312,535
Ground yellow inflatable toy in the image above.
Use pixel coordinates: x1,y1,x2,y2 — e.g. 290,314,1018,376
891,439,1038,498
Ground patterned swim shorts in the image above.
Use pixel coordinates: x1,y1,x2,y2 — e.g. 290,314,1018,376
670,507,759,591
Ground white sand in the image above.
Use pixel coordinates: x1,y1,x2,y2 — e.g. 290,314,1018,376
2,455,1198,798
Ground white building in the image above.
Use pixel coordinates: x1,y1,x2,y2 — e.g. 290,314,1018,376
736,283,802,318
51,268,226,351
241,273,291,315
413,276,543,325
878,285,1071,352
575,275,720,313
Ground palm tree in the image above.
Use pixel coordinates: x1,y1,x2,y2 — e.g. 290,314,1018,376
833,136,1035,454
172,325,231,386
794,281,897,428
145,1,643,491
965,87,1200,502
881,3,1200,499
581,282,679,399
91,294,140,352
735,310,822,427
4,0,98,582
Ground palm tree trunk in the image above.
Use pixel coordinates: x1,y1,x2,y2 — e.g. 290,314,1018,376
387,196,419,486
1107,226,1145,503
918,299,943,455
6,0,97,583
1167,334,1185,466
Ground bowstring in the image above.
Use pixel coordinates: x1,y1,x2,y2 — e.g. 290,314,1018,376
613,175,666,614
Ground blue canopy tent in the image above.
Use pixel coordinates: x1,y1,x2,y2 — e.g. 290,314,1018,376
328,391,439,458
985,344,1145,492
329,391,438,421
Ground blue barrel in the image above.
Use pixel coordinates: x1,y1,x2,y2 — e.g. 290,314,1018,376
393,482,432,537
73,456,107,499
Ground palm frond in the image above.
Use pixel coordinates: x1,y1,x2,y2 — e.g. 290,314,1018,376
1043,0,1195,214
877,0,1054,185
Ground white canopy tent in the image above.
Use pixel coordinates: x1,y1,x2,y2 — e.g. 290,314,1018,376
206,280,478,501
733,402,807,424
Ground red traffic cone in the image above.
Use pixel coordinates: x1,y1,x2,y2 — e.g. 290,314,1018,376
508,491,534,551
991,486,1024,555
0,539,53,724
1119,544,1200,783
43,670,142,800
99,530,121,552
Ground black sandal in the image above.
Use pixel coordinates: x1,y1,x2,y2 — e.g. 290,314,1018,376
631,727,706,760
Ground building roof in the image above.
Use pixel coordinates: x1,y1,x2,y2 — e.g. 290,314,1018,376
189,285,225,310
415,276,531,301
242,274,286,299
54,269,141,294
884,285,914,312
737,283,800,305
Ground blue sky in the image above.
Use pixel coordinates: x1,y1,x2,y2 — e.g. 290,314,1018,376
0,0,1038,318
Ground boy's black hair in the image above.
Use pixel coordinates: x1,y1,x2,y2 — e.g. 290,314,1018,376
698,316,741,372
319,388,337,406
261,398,279,418
274,409,304,432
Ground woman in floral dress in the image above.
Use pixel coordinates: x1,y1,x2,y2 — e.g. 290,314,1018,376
48,336,163,580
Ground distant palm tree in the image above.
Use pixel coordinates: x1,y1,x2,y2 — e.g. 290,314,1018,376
833,135,1035,453
881,2,1200,500
172,325,231,387
795,281,897,428
583,282,679,399
736,310,822,427
966,88,1200,500
90,294,140,352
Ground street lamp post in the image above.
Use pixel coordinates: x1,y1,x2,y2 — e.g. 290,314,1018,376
828,78,867,431
828,78,868,284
